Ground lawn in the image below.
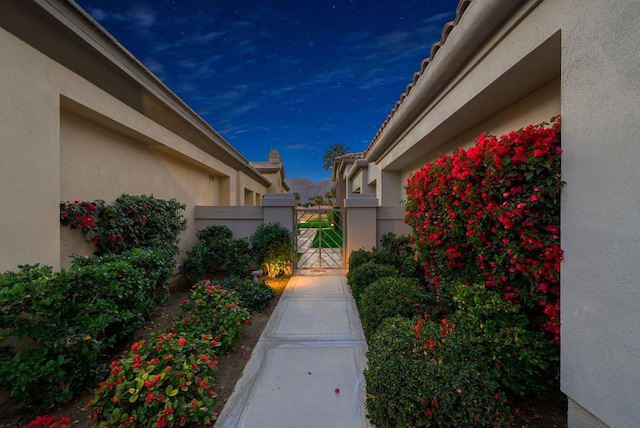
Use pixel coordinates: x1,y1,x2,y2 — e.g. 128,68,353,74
311,228,343,248
298,219,332,228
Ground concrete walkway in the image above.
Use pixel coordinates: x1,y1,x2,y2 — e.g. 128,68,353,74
217,271,371,428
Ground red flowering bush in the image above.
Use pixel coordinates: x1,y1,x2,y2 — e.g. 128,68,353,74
60,194,187,256
178,280,251,354
405,118,562,344
88,335,218,427
22,415,71,428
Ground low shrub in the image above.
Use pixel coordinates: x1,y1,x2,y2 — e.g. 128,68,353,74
218,276,275,312
365,316,511,427
88,334,219,427
178,280,251,354
346,262,397,303
0,249,174,407
348,248,372,271
250,223,295,278
196,225,233,244
358,277,430,337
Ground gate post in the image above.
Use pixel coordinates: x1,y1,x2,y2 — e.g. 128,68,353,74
344,194,379,270
262,194,297,233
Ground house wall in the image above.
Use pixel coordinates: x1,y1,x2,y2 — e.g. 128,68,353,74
0,10,270,272
561,1,640,426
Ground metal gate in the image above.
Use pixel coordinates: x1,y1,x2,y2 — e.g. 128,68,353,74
295,207,344,269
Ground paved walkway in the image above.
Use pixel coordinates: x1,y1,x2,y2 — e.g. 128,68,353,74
217,271,371,428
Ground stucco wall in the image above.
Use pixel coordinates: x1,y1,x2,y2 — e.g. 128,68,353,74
0,18,270,272
561,1,640,426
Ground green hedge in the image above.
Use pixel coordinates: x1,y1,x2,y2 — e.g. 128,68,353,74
0,248,174,407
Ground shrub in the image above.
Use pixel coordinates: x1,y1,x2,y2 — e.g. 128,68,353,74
365,316,511,427
218,276,275,312
348,248,372,271
88,334,219,427
196,225,233,244
358,277,430,337
346,262,397,303
178,280,251,354
180,226,252,283
60,194,187,256
0,249,174,406
250,223,295,278
448,283,559,396
405,118,562,343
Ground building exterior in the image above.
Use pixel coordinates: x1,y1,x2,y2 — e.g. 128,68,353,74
334,0,640,426
0,0,288,271
250,149,291,200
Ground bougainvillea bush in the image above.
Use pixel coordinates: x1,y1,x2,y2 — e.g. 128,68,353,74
405,118,562,344
60,194,187,256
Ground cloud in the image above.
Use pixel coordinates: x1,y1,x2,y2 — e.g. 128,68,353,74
143,58,166,77
86,7,106,21
283,142,313,150
128,5,156,29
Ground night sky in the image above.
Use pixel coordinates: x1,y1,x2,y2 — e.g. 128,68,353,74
74,0,456,182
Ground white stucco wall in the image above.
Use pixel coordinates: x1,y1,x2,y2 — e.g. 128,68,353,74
561,1,640,426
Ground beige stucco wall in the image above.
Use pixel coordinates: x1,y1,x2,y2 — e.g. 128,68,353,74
0,19,270,272
561,1,640,426
399,79,561,197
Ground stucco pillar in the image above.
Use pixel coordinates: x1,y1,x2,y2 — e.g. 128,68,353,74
262,194,296,234
344,194,379,269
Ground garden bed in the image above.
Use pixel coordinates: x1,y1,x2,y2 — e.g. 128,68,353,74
0,275,289,428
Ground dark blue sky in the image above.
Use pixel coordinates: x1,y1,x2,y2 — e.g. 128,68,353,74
75,0,456,182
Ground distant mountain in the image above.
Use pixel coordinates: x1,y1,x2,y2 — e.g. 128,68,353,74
287,177,332,204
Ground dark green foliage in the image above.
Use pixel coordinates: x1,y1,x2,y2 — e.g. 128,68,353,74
346,262,397,303
348,248,372,271
448,283,559,396
180,226,252,283
0,249,174,407
250,223,295,278
365,317,511,427
196,224,233,244
358,277,431,337
219,276,275,312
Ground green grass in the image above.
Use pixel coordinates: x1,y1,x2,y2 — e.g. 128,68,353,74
311,229,343,248
298,219,332,228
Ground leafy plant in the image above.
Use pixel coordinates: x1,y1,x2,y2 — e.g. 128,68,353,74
88,335,219,427
180,227,251,283
448,283,559,396
365,316,511,427
218,276,275,312
346,262,397,303
60,194,187,256
250,223,295,278
0,249,174,407
358,277,431,337
178,280,251,354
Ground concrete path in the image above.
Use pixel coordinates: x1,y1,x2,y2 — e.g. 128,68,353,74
217,271,371,428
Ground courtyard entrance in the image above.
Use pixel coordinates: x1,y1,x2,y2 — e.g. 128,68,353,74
295,207,344,269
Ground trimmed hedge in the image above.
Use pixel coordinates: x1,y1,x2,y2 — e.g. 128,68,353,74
346,262,397,304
